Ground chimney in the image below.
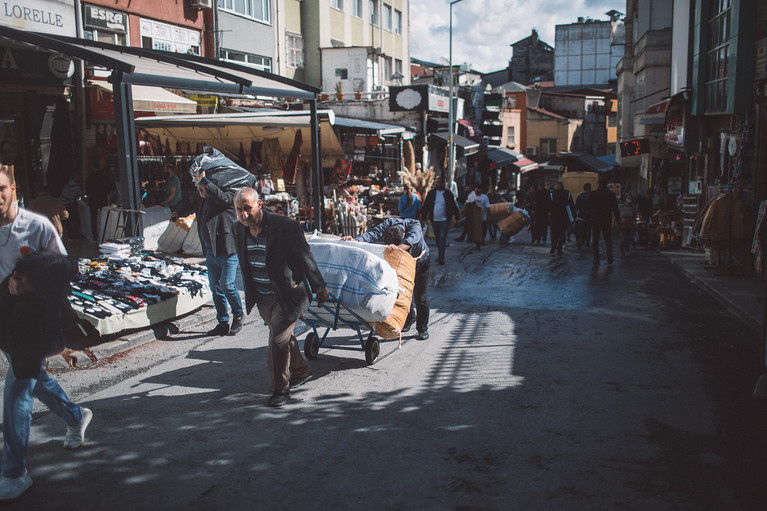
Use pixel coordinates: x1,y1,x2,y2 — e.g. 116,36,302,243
577,17,584,23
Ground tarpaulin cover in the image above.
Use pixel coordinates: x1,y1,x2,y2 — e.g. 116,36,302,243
308,238,399,322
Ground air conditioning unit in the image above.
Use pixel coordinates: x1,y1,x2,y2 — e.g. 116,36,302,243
526,146,538,156
189,0,212,9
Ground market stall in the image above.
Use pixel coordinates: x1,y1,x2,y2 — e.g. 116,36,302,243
70,251,210,337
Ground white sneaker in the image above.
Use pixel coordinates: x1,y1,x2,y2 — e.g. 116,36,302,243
0,473,32,500
63,407,93,449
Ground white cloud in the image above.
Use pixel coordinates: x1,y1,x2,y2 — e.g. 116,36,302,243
410,0,623,73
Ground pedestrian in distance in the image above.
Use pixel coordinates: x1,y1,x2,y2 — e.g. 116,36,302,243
398,183,421,219
590,177,621,265
173,168,244,336
549,181,574,256
618,192,637,257
232,187,329,407
85,163,115,240
531,181,552,245
0,167,93,501
421,176,460,265
465,183,491,249
453,183,473,242
27,186,68,238
574,183,593,248
159,162,183,214
343,217,431,340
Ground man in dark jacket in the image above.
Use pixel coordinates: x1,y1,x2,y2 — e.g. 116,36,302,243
531,182,552,245
174,170,243,336
421,176,460,265
345,217,430,340
549,181,574,256
233,187,329,408
590,177,621,265
574,183,593,248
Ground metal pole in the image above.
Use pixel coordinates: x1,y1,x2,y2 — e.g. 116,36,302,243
448,0,463,188
309,98,323,232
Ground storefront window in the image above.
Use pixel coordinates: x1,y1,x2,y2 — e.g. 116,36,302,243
139,19,200,55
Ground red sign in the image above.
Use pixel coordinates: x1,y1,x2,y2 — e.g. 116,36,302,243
619,138,649,157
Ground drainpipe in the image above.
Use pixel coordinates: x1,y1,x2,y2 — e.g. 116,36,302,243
73,0,87,179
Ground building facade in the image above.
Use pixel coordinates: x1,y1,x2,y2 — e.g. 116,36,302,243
554,12,625,87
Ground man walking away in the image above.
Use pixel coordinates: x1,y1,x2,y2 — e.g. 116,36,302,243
574,183,593,248
232,187,329,407
422,177,459,264
549,181,574,256
590,177,621,265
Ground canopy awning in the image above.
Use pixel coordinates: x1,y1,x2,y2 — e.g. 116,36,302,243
514,158,539,173
333,117,409,136
134,111,346,164
563,152,615,173
90,81,198,114
430,132,480,157
646,99,671,116
487,147,522,167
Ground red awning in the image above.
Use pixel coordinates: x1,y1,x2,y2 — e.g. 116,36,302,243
645,99,671,116
515,158,539,173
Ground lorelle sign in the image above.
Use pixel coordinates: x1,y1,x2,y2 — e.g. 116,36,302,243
1,0,76,37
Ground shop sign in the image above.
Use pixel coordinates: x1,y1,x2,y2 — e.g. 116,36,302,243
0,44,69,86
688,180,702,194
756,37,767,80
619,138,649,157
188,94,218,107
668,177,682,195
389,84,449,113
607,183,621,197
0,0,76,37
83,4,127,33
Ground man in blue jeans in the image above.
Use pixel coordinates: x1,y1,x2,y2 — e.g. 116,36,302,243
173,169,243,335
421,177,460,265
0,168,92,500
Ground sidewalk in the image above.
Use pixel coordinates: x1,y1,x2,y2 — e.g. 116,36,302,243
662,250,764,334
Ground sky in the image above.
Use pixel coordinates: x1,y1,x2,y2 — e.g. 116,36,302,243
409,0,623,74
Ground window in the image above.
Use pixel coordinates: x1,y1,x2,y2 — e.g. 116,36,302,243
370,0,379,25
331,0,343,10
221,49,272,73
286,33,304,69
395,58,402,76
383,4,392,31
384,57,392,82
704,0,730,113
506,127,515,148
540,138,557,158
84,29,127,46
393,9,402,35
140,19,200,55
218,0,271,23
352,0,362,17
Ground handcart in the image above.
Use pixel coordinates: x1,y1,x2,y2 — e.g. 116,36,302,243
298,294,382,365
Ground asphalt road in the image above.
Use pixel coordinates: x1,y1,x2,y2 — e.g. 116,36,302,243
4,235,767,510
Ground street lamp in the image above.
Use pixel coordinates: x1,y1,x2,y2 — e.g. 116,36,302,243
448,0,464,191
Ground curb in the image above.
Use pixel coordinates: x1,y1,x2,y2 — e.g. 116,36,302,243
47,304,219,369
665,255,762,335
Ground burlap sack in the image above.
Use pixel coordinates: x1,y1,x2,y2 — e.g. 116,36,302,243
369,246,416,340
488,202,513,218
498,210,527,236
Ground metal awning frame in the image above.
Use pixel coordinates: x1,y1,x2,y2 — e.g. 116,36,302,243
0,24,324,230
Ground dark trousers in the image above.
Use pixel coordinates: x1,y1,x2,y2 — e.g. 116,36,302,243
592,221,613,261
576,219,592,247
405,258,431,333
531,215,548,243
550,221,567,253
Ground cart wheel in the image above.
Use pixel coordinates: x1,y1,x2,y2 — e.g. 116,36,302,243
364,336,380,365
304,332,320,360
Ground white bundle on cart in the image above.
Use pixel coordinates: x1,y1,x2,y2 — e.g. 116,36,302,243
307,238,399,322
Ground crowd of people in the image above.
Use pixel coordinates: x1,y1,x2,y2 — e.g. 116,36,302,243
447,176,651,265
